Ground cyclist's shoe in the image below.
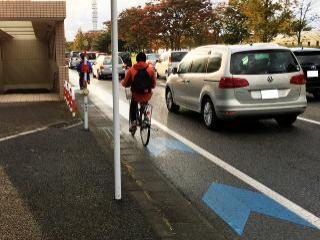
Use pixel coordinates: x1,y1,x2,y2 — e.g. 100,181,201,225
129,121,137,134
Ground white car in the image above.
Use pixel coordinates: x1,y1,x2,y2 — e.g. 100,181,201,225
155,51,188,79
166,44,307,129
92,55,125,80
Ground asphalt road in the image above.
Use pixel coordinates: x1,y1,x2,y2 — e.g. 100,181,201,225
70,70,320,240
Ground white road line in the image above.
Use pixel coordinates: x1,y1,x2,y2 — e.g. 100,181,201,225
0,126,49,143
92,87,320,230
298,117,320,126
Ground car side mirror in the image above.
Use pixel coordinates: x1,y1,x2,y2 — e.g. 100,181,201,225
172,67,178,74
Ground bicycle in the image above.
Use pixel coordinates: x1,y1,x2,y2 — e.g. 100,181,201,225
125,88,153,147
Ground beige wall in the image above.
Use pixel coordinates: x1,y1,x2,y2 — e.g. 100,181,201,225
1,39,53,91
0,0,67,98
0,43,3,93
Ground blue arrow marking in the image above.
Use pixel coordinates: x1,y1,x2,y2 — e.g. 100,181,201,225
202,183,316,236
148,137,194,157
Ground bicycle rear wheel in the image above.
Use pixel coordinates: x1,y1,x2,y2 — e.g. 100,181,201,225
140,110,151,146
140,125,150,146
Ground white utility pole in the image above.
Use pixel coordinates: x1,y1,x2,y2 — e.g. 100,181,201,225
111,0,121,200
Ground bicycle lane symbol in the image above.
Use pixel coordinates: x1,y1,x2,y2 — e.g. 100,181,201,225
147,137,195,157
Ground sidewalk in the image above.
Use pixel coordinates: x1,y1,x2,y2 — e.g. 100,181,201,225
0,102,155,240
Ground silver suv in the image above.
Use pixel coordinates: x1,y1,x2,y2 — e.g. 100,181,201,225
165,44,307,129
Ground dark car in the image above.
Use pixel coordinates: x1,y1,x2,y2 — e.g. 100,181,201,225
119,52,132,68
292,48,320,99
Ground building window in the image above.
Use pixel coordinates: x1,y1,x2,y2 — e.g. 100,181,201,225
308,42,311,46
317,41,319,47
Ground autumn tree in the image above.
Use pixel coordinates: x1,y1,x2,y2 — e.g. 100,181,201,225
242,0,294,42
117,7,151,51
151,0,214,49
72,29,86,50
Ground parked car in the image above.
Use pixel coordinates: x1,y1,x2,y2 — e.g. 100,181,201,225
86,51,97,66
68,51,81,69
292,48,320,99
155,51,188,79
146,53,160,70
165,44,307,129
119,52,132,68
92,55,125,80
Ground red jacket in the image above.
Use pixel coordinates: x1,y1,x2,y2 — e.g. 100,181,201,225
121,62,156,103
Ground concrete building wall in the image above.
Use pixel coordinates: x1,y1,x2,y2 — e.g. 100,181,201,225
2,39,52,91
0,0,67,99
0,43,3,93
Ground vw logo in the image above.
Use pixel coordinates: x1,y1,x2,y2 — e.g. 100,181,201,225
267,76,274,83
311,65,316,70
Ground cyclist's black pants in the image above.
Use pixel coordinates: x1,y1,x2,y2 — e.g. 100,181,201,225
130,100,138,123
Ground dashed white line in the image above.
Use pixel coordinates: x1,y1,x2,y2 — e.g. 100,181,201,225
91,85,320,230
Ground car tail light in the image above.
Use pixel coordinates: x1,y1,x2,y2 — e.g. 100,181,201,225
290,74,306,85
100,65,104,70
219,77,249,89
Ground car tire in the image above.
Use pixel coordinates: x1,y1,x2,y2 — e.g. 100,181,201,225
275,115,297,127
97,71,103,80
202,98,219,130
166,88,179,113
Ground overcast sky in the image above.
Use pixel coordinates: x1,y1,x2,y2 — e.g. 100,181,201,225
65,0,149,41
65,0,320,42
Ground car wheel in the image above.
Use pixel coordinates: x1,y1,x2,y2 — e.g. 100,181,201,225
97,71,103,80
166,88,179,113
275,115,297,127
202,98,219,130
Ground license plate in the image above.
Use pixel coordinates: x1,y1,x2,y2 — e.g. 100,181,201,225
261,90,279,99
307,70,318,78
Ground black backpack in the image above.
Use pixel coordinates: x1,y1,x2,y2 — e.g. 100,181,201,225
131,68,153,94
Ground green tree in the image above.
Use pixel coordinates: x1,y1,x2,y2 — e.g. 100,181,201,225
222,0,249,44
92,31,111,53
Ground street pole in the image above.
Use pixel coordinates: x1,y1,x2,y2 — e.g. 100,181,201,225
83,52,89,130
111,0,121,200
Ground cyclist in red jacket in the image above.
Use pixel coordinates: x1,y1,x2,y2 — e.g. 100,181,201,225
121,52,156,133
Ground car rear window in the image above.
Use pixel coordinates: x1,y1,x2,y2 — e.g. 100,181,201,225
294,51,320,65
147,54,159,61
231,50,300,75
72,52,79,58
103,57,123,65
87,53,96,60
172,52,188,62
